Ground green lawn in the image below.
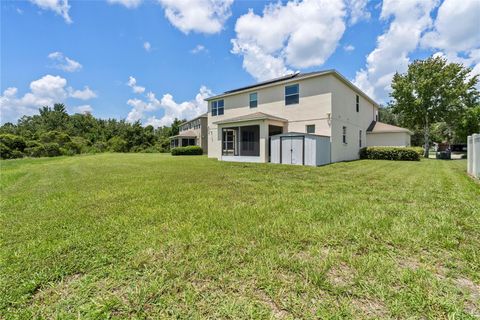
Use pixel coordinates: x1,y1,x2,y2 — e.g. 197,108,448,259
1,154,479,319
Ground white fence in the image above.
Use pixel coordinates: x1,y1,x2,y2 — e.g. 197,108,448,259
467,133,480,179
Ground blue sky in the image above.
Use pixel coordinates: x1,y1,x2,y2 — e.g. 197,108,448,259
1,0,479,126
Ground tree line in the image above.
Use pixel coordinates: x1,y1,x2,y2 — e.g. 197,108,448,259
384,56,479,157
0,104,184,159
1,56,479,160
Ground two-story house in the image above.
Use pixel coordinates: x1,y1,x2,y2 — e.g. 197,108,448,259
205,70,411,164
170,113,208,152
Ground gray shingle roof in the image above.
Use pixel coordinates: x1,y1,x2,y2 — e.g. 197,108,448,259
212,112,287,125
367,121,413,134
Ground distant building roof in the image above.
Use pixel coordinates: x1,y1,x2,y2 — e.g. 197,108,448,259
205,69,378,107
179,112,208,126
367,121,413,135
213,112,287,125
169,130,197,139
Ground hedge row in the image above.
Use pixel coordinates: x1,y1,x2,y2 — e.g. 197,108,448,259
171,146,203,156
359,147,420,161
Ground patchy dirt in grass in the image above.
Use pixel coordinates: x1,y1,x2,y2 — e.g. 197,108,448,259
351,297,389,319
327,262,356,287
32,273,84,304
255,289,290,319
454,277,480,317
396,257,422,271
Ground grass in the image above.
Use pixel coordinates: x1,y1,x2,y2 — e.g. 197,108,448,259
1,153,479,319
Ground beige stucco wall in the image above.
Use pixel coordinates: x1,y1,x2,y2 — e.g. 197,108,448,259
207,73,383,163
200,117,208,152
366,132,411,147
329,77,378,162
208,76,334,160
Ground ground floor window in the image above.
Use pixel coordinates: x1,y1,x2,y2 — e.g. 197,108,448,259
342,126,347,144
182,138,196,146
171,139,179,148
222,125,260,156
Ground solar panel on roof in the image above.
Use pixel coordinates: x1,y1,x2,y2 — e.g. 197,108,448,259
224,73,299,94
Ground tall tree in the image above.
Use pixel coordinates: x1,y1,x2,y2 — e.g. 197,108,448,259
390,56,479,157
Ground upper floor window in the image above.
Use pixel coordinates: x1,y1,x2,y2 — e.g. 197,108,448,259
211,99,224,116
285,84,299,105
356,95,359,112
342,126,347,144
249,92,258,108
306,125,315,134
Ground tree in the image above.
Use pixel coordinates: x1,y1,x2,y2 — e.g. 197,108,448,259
390,56,479,157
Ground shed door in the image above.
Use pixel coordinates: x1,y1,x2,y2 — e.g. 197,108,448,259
281,136,304,165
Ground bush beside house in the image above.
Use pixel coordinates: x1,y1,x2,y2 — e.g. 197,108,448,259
171,146,203,156
360,147,420,161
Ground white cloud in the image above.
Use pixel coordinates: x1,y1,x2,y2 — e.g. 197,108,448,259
126,85,212,127
157,0,233,34
231,0,349,81
421,0,480,80
0,75,96,123
346,0,370,25
48,51,82,72
30,0,72,23
143,41,151,52
353,0,439,101
127,76,146,94
422,0,480,53
344,44,355,52
191,44,207,54
74,105,93,114
68,86,97,100
107,0,142,8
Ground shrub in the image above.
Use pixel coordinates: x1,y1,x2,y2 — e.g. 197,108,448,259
43,143,62,157
0,142,12,159
171,146,203,156
0,134,26,152
39,131,71,146
26,140,42,148
25,143,62,157
142,145,165,153
11,150,24,159
91,141,108,153
108,137,128,152
24,146,45,157
130,145,145,153
411,147,424,157
359,147,420,161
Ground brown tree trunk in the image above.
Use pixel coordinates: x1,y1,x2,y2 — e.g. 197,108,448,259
423,115,429,158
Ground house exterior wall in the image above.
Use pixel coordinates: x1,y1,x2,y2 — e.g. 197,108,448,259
329,77,378,162
207,72,380,164
208,76,334,160
200,117,208,152
178,116,208,152
366,132,411,147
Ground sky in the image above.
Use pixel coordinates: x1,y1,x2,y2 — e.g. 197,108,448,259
1,0,479,126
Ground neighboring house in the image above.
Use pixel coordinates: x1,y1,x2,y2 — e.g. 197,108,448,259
205,70,411,165
170,113,208,152
366,121,412,147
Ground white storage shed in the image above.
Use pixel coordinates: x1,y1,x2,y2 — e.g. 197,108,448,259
270,132,331,166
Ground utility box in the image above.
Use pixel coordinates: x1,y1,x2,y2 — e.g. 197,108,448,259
270,132,331,166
